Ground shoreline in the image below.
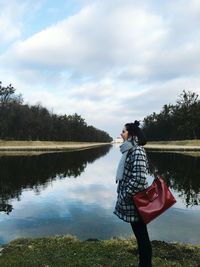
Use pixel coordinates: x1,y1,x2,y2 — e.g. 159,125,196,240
145,144,200,151
0,235,199,266
0,141,111,153
145,140,200,151
1,140,200,152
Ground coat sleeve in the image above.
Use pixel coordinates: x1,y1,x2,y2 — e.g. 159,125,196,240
122,149,148,202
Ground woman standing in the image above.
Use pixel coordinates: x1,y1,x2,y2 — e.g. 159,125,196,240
113,121,152,267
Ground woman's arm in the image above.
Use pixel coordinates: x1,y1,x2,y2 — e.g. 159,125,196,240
121,149,148,202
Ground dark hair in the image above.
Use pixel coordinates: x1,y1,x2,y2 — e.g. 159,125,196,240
125,120,147,146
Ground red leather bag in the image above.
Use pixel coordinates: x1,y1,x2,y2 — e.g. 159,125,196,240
132,176,176,224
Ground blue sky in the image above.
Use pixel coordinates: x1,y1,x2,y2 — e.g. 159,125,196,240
1,0,200,138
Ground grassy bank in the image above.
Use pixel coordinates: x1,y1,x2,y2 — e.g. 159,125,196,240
145,140,200,152
0,141,110,146
0,235,199,267
148,140,200,146
0,141,110,153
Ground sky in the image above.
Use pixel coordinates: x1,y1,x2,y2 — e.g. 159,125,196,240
0,0,200,139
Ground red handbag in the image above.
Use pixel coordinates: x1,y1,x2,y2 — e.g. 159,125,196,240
132,175,176,224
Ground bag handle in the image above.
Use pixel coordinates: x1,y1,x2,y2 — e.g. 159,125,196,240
145,184,158,202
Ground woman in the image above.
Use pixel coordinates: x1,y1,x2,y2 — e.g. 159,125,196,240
113,120,152,267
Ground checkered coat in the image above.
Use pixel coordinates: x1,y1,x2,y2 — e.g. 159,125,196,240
113,145,149,223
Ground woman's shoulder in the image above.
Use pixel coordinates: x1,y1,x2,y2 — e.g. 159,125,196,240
132,145,145,153
130,145,146,158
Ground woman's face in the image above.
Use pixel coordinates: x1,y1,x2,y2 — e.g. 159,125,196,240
121,126,129,141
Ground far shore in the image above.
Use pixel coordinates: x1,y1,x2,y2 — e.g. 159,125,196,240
145,144,200,151
113,139,200,152
145,140,200,151
0,141,111,156
1,140,200,153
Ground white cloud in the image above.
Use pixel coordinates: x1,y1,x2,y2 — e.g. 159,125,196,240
3,1,167,75
1,0,200,137
0,0,23,43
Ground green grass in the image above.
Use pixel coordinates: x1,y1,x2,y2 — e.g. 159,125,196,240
147,140,200,146
0,140,110,153
0,141,108,146
0,235,199,267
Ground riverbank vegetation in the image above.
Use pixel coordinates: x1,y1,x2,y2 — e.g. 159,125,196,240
0,82,112,142
147,140,200,146
0,235,199,267
0,141,108,146
143,90,200,141
0,140,110,150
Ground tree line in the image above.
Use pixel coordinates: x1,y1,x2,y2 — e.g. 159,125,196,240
0,82,112,142
142,90,200,141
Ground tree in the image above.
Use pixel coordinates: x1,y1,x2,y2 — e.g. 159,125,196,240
0,81,112,142
0,81,23,106
174,90,200,139
143,90,200,141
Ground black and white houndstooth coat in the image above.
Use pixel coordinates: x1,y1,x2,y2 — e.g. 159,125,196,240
113,145,149,223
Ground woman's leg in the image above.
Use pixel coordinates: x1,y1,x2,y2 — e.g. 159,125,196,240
130,220,152,267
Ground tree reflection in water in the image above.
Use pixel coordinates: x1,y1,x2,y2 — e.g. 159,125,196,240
147,151,200,207
1,147,199,215
0,145,112,214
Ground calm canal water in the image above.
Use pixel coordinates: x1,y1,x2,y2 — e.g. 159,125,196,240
0,144,200,245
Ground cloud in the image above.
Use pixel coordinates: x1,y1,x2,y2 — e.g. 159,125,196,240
0,0,23,44
4,0,200,83
1,0,200,137
2,1,167,76
0,0,44,46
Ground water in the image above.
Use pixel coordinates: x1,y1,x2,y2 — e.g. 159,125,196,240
0,145,200,245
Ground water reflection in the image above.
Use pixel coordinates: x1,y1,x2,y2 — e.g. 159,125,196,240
0,145,112,214
0,146,200,245
147,151,200,207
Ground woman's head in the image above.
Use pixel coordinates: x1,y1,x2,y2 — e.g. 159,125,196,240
121,120,146,145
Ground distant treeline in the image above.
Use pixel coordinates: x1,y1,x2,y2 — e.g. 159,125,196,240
0,82,112,142
143,90,200,141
